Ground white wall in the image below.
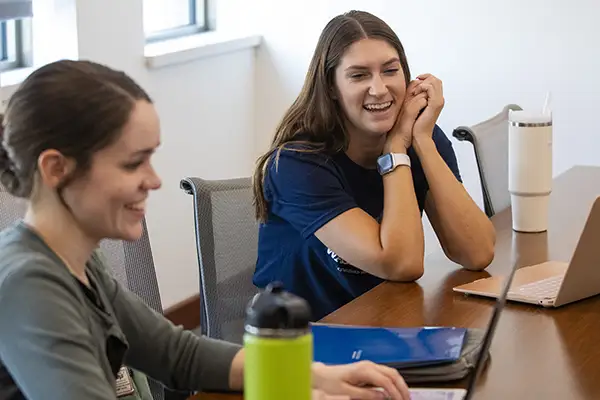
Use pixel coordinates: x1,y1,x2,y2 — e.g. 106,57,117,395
74,0,257,308
253,0,600,254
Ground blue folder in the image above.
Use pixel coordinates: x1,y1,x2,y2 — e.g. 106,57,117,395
312,324,467,369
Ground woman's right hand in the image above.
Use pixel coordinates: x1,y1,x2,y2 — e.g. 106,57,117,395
313,389,350,400
384,79,429,154
312,361,410,399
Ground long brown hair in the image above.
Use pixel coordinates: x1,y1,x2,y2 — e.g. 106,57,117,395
252,10,410,222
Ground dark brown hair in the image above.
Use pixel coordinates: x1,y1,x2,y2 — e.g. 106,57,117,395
0,59,152,199
252,10,410,222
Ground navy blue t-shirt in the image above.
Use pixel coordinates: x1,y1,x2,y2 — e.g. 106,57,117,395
254,125,462,320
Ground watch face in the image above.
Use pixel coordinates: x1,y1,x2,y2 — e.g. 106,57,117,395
377,154,393,174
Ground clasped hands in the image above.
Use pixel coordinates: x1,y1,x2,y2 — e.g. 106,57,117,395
384,73,444,154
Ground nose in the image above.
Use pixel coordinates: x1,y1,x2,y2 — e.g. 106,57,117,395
144,166,162,191
368,74,388,98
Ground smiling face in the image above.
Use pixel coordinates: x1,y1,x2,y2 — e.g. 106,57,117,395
334,38,407,139
60,100,162,242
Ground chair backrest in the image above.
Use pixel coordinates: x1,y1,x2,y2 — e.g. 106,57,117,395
452,104,522,217
0,184,171,400
180,177,259,344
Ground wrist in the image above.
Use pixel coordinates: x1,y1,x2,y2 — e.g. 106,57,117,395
412,135,436,155
229,349,245,390
311,362,326,389
383,141,409,155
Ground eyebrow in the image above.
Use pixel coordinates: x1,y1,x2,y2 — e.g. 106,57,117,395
345,57,401,71
130,147,157,157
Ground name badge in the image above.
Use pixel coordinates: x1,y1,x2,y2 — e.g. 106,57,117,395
116,366,136,398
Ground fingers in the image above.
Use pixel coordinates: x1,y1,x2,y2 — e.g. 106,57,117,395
406,79,421,93
411,74,443,101
312,389,350,400
406,91,428,104
413,82,432,96
342,384,392,400
375,365,410,400
415,73,437,84
404,93,428,116
413,82,439,101
347,362,406,400
395,93,426,134
412,81,443,109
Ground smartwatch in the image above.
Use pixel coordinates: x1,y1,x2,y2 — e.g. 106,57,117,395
376,153,411,175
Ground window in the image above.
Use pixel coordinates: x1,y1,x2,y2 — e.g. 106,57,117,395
143,0,209,42
0,18,31,72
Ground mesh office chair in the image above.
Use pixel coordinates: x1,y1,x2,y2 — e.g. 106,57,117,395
0,185,188,400
180,177,259,345
452,104,523,217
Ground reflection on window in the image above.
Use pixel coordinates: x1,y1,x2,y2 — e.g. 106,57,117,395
0,18,31,72
143,0,208,42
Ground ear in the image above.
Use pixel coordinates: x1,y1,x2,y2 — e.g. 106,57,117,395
37,149,76,190
330,85,338,100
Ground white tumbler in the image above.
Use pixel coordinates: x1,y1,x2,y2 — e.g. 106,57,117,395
508,110,553,232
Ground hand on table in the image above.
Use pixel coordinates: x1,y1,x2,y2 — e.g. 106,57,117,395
312,360,410,400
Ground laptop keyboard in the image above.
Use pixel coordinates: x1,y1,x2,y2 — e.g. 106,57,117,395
408,389,466,399
509,275,563,299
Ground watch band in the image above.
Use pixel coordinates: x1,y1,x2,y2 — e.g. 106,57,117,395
392,153,411,169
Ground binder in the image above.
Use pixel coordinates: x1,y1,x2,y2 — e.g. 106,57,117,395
312,324,467,369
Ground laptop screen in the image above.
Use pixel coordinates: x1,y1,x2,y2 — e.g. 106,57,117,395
463,250,520,399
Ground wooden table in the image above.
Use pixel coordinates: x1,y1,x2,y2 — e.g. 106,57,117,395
193,165,600,400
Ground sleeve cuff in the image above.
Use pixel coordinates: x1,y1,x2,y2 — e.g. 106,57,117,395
198,338,242,392
301,204,357,239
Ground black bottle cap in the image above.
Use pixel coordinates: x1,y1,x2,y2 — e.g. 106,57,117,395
245,282,311,331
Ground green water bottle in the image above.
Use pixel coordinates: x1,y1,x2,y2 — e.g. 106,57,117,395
244,282,312,400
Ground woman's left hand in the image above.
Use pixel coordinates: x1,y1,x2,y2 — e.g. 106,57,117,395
411,73,445,139
312,361,410,400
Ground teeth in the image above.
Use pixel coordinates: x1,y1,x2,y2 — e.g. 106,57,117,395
364,101,392,111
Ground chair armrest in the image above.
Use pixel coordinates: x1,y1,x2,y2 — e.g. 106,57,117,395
452,126,476,144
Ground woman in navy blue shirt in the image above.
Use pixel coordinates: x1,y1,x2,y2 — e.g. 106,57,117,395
252,10,496,320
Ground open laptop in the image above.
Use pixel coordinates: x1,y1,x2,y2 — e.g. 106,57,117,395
453,196,600,308
376,240,521,400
